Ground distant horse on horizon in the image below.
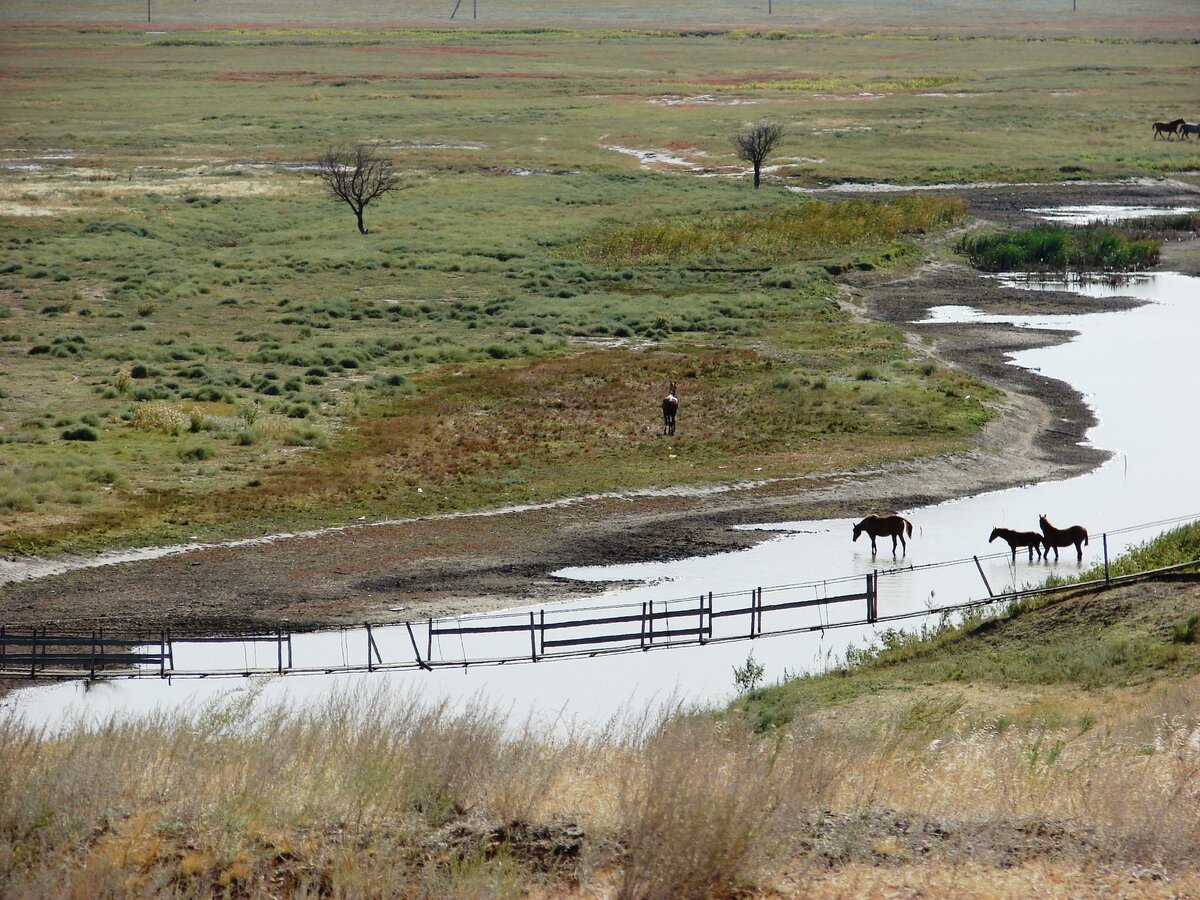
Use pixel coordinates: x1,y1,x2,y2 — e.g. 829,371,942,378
662,381,678,436
989,527,1045,562
1039,514,1089,562
1153,118,1185,140
852,514,913,556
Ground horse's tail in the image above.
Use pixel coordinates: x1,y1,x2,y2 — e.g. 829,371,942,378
905,519,913,537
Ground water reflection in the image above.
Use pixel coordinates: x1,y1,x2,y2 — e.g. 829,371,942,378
8,274,1200,732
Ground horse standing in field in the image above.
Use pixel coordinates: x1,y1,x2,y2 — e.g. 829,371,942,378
1153,118,1185,140
661,382,678,436
989,527,1045,562
1039,514,1089,562
852,514,913,556
1181,123,1200,140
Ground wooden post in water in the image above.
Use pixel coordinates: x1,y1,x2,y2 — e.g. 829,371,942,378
160,630,167,678
866,573,877,624
1103,533,1110,583
973,555,994,597
697,595,705,644
640,602,648,650
756,587,764,636
366,623,374,672
529,611,538,662
277,628,284,674
90,630,97,679
539,609,545,658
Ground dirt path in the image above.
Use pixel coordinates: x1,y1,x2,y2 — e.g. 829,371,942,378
1,180,1196,636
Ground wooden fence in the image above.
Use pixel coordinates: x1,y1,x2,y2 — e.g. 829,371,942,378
3,524,1197,682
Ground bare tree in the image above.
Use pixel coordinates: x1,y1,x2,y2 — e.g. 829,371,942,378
317,144,399,234
733,123,784,188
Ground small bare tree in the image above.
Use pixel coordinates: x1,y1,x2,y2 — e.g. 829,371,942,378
733,122,785,188
317,143,399,234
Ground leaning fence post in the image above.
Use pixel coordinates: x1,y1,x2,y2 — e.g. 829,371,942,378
366,623,374,672
1103,533,1110,583
973,555,994,598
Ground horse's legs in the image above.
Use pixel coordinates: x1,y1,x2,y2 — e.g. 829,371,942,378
869,536,878,555
1075,540,1083,561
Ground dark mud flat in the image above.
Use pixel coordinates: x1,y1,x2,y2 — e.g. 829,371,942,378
1,181,1196,637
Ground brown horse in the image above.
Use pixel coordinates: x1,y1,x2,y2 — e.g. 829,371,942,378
1181,123,1200,140
662,382,678,436
1039,514,1089,562
989,527,1045,562
1153,118,1185,140
852,514,913,556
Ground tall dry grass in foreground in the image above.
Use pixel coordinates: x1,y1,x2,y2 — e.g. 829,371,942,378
2,683,1199,897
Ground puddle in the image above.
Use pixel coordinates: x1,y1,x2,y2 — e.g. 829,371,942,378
6,273,1200,732
1026,204,1199,224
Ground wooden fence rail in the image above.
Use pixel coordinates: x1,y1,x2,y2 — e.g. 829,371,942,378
3,544,1196,683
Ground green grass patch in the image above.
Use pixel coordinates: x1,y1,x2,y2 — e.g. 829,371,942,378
958,224,1160,272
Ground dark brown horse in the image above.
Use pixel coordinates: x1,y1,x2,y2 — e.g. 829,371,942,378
1039,514,1089,562
1153,118,1185,140
852,514,913,556
989,527,1045,562
662,382,678,436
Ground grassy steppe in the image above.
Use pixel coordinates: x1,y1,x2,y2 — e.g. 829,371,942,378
3,528,1199,897
1,19,1196,554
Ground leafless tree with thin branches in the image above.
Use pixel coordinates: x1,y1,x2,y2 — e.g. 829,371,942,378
316,144,399,234
733,123,785,188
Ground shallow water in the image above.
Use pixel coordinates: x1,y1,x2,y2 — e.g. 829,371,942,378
8,273,1200,732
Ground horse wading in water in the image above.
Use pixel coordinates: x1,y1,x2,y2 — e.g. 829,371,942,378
1039,514,1089,562
662,382,678,436
852,514,913,556
989,527,1045,562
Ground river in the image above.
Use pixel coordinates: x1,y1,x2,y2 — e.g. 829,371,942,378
6,269,1200,732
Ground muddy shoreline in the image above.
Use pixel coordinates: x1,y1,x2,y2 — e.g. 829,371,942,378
1,179,1197,638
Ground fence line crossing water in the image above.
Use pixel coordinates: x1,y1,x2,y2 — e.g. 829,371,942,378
5,515,1198,682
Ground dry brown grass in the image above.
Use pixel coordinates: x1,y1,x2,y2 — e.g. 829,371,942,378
2,678,1198,898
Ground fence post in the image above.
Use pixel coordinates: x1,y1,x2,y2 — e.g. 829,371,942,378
648,600,655,645
748,589,756,638
366,623,374,672
90,630,96,680
539,609,545,658
167,628,174,673
1103,533,1110,584
405,622,430,670
756,587,764,636
529,611,538,662
30,626,39,678
697,595,705,645
426,617,434,664
866,573,876,624
708,592,714,641
160,630,166,678
277,628,284,674
973,555,994,597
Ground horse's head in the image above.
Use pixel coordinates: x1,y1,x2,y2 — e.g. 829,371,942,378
667,381,677,399
988,527,1000,543
852,522,863,541
1039,514,1050,529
